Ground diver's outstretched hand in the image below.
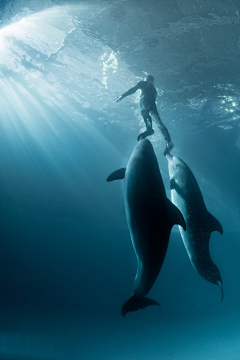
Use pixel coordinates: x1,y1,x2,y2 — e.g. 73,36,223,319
116,95,123,103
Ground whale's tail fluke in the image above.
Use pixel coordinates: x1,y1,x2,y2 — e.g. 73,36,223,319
121,295,160,317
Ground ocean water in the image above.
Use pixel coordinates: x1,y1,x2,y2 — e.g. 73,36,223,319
0,0,240,359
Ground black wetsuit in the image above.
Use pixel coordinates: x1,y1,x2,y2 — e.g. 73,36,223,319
122,81,171,143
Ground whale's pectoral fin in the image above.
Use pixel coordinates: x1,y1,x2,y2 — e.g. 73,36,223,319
207,211,223,235
166,198,186,231
106,168,126,182
121,295,160,317
170,178,176,190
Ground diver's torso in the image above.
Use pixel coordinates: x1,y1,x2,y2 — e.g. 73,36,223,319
138,81,157,110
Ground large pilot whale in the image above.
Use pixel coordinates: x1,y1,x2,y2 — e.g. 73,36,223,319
107,139,186,316
166,154,224,300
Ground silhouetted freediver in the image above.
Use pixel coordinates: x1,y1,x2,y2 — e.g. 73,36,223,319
117,75,174,155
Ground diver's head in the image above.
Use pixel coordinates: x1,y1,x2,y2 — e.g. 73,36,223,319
145,75,154,83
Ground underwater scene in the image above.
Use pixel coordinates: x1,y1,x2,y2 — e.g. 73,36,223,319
0,0,240,359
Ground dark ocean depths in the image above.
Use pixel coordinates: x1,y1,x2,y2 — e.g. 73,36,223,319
0,0,240,359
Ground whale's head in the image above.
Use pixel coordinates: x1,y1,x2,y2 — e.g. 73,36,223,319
129,138,157,172
136,138,153,155
166,154,184,179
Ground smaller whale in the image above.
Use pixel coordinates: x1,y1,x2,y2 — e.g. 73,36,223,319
107,139,186,316
166,154,224,300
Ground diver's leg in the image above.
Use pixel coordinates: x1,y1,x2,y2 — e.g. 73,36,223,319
137,110,154,141
144,112,152,129
150,107,174,155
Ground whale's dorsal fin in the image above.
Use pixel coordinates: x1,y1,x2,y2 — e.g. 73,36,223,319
207,211,223,235
166,198,186,231
106,168,126,182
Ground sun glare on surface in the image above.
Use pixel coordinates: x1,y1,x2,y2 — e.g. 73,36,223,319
0,4,122,191
0,6,97,136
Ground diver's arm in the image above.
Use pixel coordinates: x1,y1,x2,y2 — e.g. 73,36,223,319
116,82,142,103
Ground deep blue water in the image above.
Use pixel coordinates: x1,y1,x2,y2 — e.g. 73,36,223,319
0,0,240,359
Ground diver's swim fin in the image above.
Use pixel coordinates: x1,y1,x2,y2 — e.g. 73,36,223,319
137,128,154,141
164,141,174,156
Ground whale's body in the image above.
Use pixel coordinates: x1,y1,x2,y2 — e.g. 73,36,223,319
166,154,223,300
107,139,185,316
